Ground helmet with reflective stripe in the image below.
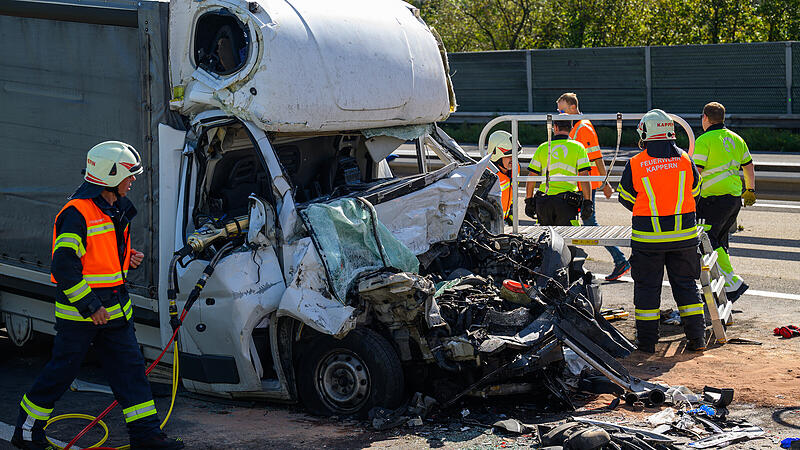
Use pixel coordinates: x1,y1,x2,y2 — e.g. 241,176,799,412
637,109,676,141
488,130,518,162
85,141,144,187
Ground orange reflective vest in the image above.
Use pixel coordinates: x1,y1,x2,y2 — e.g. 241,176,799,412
569,120,603,190
498,170,512,219
629,151,698,247
51,199,130,288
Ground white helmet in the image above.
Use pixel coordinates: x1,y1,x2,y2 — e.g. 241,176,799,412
637,109,676,141
488,130,517,162
84,141,144,187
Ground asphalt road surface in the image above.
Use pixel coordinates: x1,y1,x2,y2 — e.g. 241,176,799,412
1,196,799,449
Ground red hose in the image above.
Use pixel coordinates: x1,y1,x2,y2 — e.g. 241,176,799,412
64,310,187,450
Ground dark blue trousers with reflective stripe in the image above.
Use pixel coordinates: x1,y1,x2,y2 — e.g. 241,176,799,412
630,247,705,345
16,318,160,442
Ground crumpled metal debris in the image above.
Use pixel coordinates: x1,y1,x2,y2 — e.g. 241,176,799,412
492,418,535,434
688,426,765,448
647,407,678,426
666,385,702,405
369,392,438,431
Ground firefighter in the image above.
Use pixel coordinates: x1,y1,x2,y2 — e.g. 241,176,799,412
524,117,593,226
488,130,521,224
693,102,755,301
557,92,631,281
617,110,706,353
13,142,184,450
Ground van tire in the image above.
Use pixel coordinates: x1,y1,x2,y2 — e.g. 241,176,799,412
297,327,404,417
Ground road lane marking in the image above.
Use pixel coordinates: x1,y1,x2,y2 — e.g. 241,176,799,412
0,420,75,449
595,274,800,301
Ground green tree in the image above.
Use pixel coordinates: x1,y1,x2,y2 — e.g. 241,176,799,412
757,0,800,41
415,0,791,51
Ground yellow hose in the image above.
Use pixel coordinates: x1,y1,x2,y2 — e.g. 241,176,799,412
45,414,109,449
45,340,180,450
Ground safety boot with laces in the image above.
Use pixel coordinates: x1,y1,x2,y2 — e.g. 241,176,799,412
130,432,185,450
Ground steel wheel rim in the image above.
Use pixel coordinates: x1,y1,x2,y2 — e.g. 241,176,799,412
315,349,370,413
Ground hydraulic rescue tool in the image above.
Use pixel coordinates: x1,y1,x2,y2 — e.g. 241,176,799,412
56,217,249,450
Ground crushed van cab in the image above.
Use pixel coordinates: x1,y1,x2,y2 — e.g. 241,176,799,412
0,0,628,418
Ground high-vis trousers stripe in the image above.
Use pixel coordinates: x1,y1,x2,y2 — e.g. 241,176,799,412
20,394,52,421
123,400,157,423
635,308,660,321
679,303,704,317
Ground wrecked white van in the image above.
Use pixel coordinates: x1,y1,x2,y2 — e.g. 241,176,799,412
1,0,635,417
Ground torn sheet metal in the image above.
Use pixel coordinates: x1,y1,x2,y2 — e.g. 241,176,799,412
276,237,357,337
374,155,491,255
177,248,286,392
688,427,765,448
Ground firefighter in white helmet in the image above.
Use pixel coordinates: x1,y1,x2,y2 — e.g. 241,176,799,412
13,142,185,450
617,110,705,354
488,130,521,224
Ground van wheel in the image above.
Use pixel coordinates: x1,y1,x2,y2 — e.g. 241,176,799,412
297,327,404,417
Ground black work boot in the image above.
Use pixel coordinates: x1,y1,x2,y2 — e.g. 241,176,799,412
635,341,656,354
11,428,55,450
130,432,185,450
687,337,707,352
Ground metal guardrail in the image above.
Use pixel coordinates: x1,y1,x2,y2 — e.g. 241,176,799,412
447,112,800,129
476,113,696,233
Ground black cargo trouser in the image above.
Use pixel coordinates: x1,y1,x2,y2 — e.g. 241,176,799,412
535,193,579,226
17,316,160,443
631,246,705,345
696,194,740,250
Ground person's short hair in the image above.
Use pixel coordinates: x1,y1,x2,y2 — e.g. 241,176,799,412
703,102,725,124
557,92,579,108
553,120,572,131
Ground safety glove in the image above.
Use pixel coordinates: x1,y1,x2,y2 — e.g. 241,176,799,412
742,189,756,207
580,199,594,222
524,196,537,219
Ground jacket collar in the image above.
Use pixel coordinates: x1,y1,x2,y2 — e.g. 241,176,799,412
645,140,684,158
705,123,725,133
94,195,136,221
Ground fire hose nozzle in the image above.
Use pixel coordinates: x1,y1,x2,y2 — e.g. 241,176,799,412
187,215,249,253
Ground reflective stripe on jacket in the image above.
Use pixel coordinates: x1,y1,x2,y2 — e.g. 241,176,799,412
628,149,699,249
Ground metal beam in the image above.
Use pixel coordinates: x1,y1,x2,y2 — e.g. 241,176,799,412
787,43,793,115
645,46,652,110
0,0,138,27
526,50,533,113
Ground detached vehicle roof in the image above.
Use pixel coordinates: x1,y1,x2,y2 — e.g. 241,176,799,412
170,0,456,132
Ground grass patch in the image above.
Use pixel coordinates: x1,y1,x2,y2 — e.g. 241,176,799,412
441,122,800,152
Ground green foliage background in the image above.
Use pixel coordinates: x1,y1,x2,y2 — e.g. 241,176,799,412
412,0,800,52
